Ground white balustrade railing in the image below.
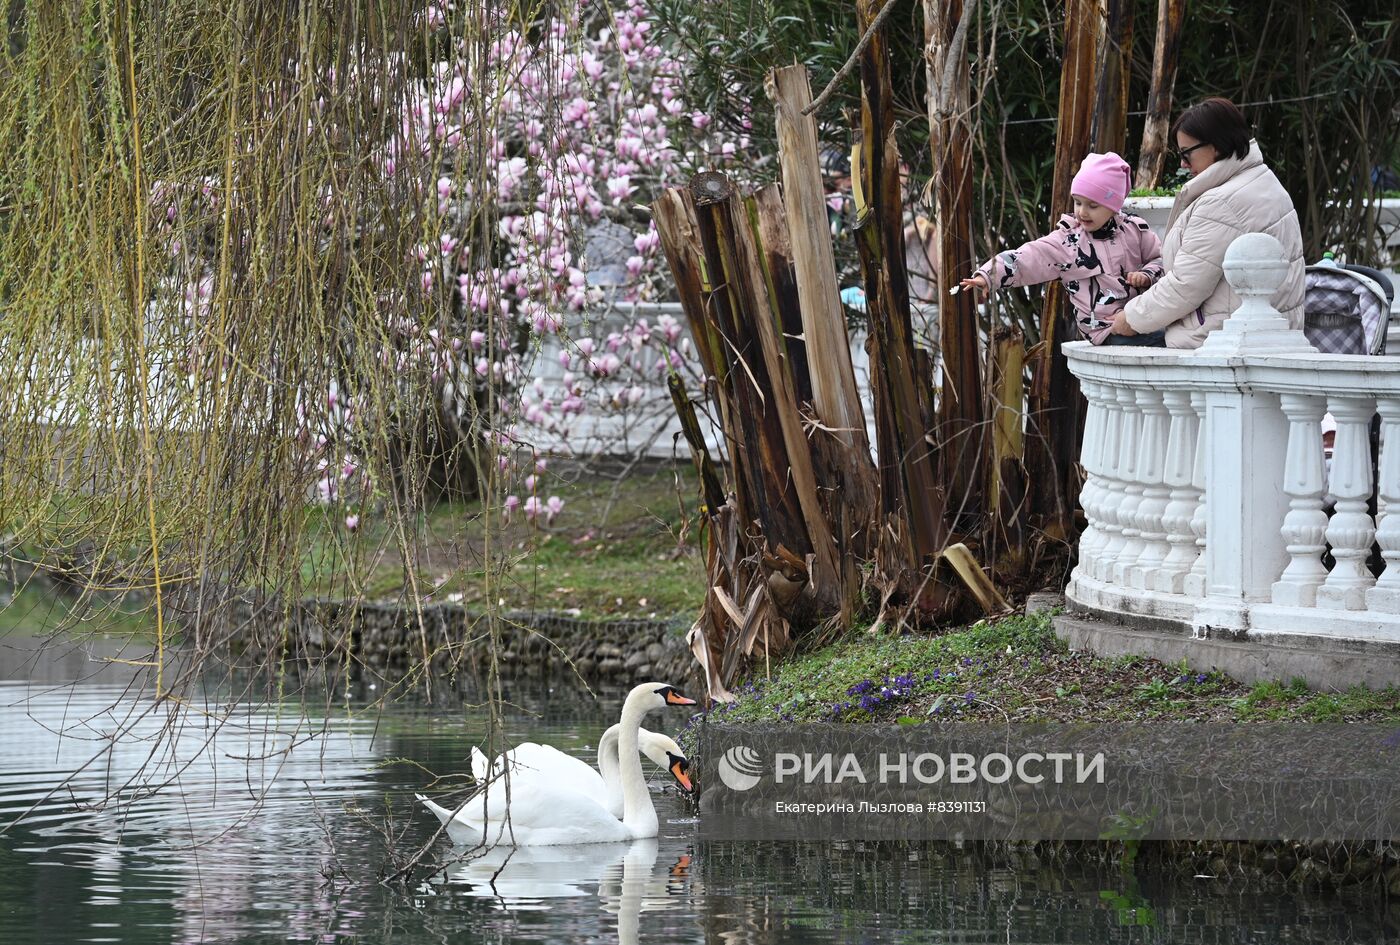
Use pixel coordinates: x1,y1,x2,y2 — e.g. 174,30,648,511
1066,232,1400,645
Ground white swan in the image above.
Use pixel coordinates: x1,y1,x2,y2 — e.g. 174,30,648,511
417,682,694,845
468,724,691,818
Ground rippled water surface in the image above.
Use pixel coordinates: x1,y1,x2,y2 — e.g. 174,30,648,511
2,628,1398,944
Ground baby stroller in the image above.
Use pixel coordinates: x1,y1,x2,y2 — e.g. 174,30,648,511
1307,255,1396,525
1302,253,1394,355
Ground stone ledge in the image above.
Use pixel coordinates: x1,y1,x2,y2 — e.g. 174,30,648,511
1054,613,1400,691
213,592,699,687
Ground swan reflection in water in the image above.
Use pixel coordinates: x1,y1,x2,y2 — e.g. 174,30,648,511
438,837,691,942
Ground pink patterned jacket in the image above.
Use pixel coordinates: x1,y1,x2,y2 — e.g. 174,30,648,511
975,211,1164,344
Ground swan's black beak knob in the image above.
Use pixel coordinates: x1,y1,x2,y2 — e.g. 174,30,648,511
670,757,694,792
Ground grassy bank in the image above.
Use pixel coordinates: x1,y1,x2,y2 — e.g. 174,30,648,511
4,464,705,637
297,464,705,619
706,612,1400,725
0,582,159,638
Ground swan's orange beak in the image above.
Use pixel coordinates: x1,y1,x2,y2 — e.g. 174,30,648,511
671,759,693,792
665,690,697,706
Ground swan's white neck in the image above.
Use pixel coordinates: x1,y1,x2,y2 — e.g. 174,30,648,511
597,723,623,812
616,690,658,837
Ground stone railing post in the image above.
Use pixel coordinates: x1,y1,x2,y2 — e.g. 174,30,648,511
1198,234,1319,357
1157,388,1201,593
1271,392,1331,607
1075,379,1109,579
1110,385,1147,585
1195,234,1315,631
1368,395,1400,613
1093,384,1130,582
1318,394,1378,609
1127,387,1172,588
1183,390,1209,598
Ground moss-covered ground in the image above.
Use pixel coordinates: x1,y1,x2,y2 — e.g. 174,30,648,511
706,611,1400,725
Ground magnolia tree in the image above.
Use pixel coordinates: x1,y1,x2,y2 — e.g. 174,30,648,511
147,1,749,532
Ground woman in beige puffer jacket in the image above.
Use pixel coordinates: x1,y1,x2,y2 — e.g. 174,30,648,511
1112,98,1306,349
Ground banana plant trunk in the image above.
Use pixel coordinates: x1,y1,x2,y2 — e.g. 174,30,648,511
924,0,985,527
1135,0,1187,191
1025,0,1102,539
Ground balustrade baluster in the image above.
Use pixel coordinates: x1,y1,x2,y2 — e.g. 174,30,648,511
1111,386,1147,585
1128,387,1171,588
1318,395,1377,610
1271,392,1330,607
1157,389,1200,593
1367,396,1400,613
1184,391,1208,598
1074,380,1107,582
1093,384,1129,582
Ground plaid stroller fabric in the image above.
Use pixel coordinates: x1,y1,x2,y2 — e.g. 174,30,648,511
1302,266,1390,355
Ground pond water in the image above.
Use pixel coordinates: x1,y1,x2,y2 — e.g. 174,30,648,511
2,627,1397,944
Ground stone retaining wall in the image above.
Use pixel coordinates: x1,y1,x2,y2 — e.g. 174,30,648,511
217,593,700,688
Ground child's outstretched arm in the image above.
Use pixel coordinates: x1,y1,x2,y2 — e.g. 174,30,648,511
971,227,1076,294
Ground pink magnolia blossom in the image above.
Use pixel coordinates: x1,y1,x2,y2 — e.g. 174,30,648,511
593,353,621,377
171,2,739,502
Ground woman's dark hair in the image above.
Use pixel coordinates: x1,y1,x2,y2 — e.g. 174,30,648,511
1170,97,1252,161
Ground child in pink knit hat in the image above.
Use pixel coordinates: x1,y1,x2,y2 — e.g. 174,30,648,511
961,151,1165,345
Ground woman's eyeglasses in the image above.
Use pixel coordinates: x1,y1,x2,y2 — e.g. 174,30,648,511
1175,142,1209,163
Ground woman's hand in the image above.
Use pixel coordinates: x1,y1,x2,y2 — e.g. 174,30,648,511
1125,270,1152,288
958,274,989,297
1109,311,1138,336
